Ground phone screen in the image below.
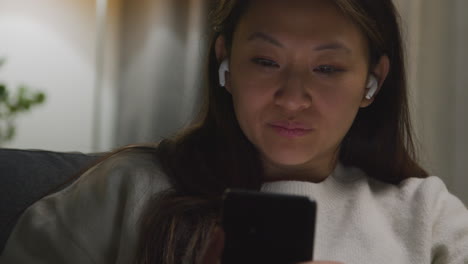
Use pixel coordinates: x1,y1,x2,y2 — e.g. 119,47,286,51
221,189,316,264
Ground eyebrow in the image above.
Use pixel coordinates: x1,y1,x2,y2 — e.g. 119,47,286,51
247,32,352,54
247,32,284,48
314,43,352,54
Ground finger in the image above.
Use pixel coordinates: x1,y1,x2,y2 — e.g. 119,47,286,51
198,226,225,264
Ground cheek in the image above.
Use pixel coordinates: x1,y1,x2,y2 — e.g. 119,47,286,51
229,78,280,150
316,83,364,133
230,80,270,127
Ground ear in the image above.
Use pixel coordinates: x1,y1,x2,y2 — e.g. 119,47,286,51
215,35,232,93
360,55,390,107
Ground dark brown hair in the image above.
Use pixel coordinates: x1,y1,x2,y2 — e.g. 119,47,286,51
134,0,428,263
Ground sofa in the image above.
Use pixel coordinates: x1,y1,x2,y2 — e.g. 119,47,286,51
0,148,101,253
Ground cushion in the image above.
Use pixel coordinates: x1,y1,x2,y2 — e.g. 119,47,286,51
0,148,100,253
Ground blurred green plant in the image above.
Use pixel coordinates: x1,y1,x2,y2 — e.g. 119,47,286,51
0,58,47,145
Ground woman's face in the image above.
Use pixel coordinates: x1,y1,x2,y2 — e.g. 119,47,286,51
219,0,380,180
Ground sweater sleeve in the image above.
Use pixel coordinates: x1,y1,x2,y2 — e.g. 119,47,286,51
0,149,171,264
424,177,468,264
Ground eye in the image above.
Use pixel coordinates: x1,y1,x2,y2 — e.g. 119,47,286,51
313,65,343,74
252,58,280,68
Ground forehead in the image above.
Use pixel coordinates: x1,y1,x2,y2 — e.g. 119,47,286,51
234,0,368,53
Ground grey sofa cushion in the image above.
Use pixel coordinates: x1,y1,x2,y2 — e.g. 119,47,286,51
0,149,101,253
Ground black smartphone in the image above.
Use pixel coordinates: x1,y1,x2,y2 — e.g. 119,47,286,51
221,189,316,264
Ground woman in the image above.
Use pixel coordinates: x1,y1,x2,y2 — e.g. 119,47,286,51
1,0,467,263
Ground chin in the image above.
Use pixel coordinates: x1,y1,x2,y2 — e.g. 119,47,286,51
264,151,313,167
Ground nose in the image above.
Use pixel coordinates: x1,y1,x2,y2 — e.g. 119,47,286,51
274,70,312,112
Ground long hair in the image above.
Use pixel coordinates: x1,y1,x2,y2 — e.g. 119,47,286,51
334,0,428,183
134,0,428,263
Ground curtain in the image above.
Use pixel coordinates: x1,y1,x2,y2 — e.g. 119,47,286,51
394,0,468,205
116,0,207,146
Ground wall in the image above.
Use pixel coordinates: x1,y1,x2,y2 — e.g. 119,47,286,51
0,0,120,152
394,0,468,205
452,0,468,206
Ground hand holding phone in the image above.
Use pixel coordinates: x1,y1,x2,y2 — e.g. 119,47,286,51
198,226,343,264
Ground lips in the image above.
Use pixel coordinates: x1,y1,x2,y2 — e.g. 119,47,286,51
269,121,313,130
268,121,314,138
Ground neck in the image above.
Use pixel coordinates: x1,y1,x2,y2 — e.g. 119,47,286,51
262,156,338,183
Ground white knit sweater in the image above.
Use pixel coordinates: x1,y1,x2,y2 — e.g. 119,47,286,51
1,149,468,263
261,164,468,263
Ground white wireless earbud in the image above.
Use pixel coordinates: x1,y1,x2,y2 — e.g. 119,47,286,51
218,59,230,87
365,75,378,99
